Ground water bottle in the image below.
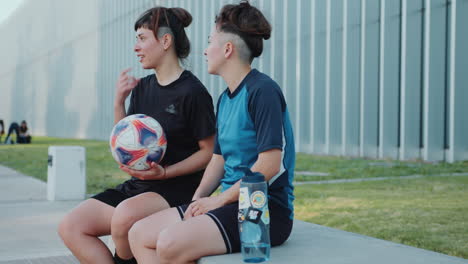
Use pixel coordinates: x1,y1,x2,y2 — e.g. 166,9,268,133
238,167,270,263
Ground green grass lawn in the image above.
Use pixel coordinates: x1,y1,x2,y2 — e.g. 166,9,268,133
0,136,467,258
294,176,468,259
295,153,468,182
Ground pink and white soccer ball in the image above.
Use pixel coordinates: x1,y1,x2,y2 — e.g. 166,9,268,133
110,114,167,170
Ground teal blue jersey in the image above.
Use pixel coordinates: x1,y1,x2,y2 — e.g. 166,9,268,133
214,69,295,219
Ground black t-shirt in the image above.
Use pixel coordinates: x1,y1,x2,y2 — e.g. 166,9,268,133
19,126,27,134
127,70,216,180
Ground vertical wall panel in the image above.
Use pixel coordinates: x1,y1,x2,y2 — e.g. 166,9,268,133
298,0,313,153
359,0,366,157
280,0,287,98
328,0,343,155
313,0,327,154
325,0,331,154
423,0,447,161
286,0,298,149
295,0,302,149
308,0,316,153
400,0,424,160
269,0,277,81
361,0,380,157
344,0,361,156
341,0,348,156
449,0,468,162
379,0,401,159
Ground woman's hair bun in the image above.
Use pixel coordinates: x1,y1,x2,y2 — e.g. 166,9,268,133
169,7,192,28
238,0,271,40
215,0,271,58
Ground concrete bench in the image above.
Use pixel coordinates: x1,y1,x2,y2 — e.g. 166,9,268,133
199,220,467,264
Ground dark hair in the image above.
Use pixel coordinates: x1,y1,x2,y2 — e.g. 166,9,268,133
19,121,28,133
215,0,271,59
0,120,4,134
135,7,192,59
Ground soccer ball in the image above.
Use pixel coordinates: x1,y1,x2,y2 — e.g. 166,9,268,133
110,114,167,170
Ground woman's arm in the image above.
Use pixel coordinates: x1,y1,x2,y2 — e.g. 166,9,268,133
217,148,281,205
192,153,225,199
114,68,140,124
164,135,215,179
184,153,225,218
186,149,281,218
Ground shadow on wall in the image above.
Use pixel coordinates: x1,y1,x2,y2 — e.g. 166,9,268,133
10,22,33,126
46,42,79,138
86,1,144,141
10,65,26,126
85,0,114,141
9,10,80,139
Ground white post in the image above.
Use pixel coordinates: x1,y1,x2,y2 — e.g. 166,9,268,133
47,146,86,201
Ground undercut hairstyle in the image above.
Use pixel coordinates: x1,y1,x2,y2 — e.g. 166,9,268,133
219,33,251,63
135,7,192,59
215,0,271,63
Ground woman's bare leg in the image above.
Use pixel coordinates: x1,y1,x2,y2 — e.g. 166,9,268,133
128,207,182,263
129,209,226,264
111,192,170,259
58,199,115,264
156,215,227,264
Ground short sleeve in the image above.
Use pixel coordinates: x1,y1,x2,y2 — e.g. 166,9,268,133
185,88,216,141
248,85,285,153
213,96,222,155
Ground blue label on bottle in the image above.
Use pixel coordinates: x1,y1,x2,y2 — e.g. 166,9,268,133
250,191,267,208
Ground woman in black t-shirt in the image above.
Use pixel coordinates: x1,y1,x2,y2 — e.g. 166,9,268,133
58,7,216,264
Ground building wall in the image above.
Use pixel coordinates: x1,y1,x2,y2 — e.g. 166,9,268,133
0,0,467,162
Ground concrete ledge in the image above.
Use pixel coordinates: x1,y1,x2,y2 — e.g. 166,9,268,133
0,255,78,264
199,220,468,264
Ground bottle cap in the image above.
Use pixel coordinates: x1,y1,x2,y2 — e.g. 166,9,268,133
239,166,265,183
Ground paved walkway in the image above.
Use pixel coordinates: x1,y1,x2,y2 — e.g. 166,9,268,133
0,165,80,263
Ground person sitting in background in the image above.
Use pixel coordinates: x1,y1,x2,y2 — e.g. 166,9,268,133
0,120,4,143
4,120,31,144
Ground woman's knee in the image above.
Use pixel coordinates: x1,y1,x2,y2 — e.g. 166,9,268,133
58,212,81,243
156,228,185,262
59,199,113,243
111,200,141,237
128,219,151,249
128,220,140,244
57,214,70,240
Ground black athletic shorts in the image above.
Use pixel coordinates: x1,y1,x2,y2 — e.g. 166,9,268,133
176,199,293,253
92,174,202,208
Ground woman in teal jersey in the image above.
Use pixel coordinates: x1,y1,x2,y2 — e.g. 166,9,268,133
128,2,295,263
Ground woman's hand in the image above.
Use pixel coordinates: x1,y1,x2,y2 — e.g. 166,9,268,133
184,196,225,220
119,162,167,180
115,68,140,103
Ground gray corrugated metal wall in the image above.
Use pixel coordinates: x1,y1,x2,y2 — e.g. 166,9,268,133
0,0,467,162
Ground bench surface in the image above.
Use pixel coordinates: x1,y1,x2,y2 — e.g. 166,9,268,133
199,220,468,264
